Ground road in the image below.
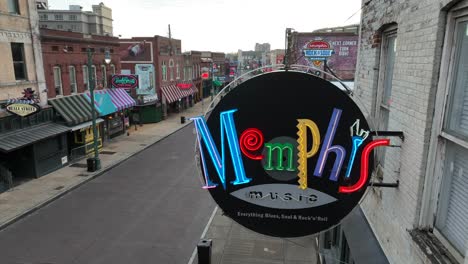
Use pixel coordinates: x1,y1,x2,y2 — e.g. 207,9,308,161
0,125,216,264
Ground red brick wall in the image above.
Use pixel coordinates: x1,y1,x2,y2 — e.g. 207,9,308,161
41,29,121,98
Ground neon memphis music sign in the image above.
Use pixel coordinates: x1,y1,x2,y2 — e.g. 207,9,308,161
192,71,390,237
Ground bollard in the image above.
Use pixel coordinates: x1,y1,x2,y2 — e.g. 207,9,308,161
181,116,186,124
197,239,212,264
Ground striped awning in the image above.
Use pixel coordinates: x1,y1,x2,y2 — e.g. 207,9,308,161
0,122,70,153
107,88,136,111
162,83,196,104
49,94,94,126
83,90,117,116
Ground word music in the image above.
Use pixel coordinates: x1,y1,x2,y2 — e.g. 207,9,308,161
191,108,389,194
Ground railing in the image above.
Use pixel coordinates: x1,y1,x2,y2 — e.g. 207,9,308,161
70,138,103,161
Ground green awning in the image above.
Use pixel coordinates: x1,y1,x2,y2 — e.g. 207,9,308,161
213,80,223,87
0,122,70,153
49,94,94,126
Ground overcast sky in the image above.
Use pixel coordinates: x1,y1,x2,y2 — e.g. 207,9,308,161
47,0,362,53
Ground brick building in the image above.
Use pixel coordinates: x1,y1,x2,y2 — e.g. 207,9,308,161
318,0,468,264
40,28,120,98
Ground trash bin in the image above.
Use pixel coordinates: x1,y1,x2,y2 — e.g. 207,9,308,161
197,239,212,264
181,116,186,124
87,158,96,172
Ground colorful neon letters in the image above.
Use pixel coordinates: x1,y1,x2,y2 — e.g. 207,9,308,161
191,108,389,194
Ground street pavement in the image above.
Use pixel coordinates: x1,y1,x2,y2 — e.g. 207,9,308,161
0,98,317,264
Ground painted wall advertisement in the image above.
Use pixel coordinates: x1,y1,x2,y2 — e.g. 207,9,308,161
296,35,358,80
192,72,389,237
119,41,153,63
135,64,156,96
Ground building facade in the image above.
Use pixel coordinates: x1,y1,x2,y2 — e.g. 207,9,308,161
40,28,121,99
0,0,47,106
319,0,468,263
38,3,113,36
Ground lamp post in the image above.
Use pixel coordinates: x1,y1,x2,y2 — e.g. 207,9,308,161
86,47,111,172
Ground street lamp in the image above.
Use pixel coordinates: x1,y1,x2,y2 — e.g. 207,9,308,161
86,47,110,172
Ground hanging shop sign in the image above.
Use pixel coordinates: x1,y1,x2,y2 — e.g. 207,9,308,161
6,103,40,117
177,83,192,89
5,88,41,117
191,71,390,237
111,75,139,90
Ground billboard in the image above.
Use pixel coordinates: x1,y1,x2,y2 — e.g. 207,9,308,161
119,41,153,63
191,71,390,237
296,35,358,80
135,64,156,96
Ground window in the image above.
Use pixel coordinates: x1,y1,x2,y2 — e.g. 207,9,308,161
176,63,180,79
433,15,468,260
39,14,48,20
91,65,97,88
101,65,107,88
110,64,116,75
7,0,20,14
169,59,174,81
40,25,48,29
162,61,167,81
183,67,187,81
56,24,63,30
51,46,59,51
69,14,77,21
11,43,27,80
53,66,62,96
375,27,397,174
71,24,78,31
69,66,77,93
82,65,89,90
54,14,63,21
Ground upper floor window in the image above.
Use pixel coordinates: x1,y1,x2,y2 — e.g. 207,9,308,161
53,66,63,96
69,66,77,93
169,59,174,81
56,24,63,30
162,61,167,81
39,14,48,20
110,64,116,75
7,0,19,14
434,17,468,262
176,63,180,80
11,43,27,80
54,14,63,21
69,14,77,21
101,65,107,88
82,65,89,91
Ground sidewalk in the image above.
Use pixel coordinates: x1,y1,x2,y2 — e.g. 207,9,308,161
0,97,318,264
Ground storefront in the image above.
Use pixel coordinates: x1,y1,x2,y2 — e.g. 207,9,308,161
161,82,197,115
0,107,70,184
48,94,104,161
83,89,135,140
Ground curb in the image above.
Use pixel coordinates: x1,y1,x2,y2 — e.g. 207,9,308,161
0,120,195,231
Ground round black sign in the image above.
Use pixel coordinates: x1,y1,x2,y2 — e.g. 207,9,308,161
193,71,384,237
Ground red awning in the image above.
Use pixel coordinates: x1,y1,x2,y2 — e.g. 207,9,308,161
161,84,196,104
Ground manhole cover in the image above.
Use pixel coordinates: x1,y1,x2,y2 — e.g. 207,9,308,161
69,163,87,168
100,151,116,155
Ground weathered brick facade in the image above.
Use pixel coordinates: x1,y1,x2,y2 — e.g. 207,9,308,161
355,0,466,263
